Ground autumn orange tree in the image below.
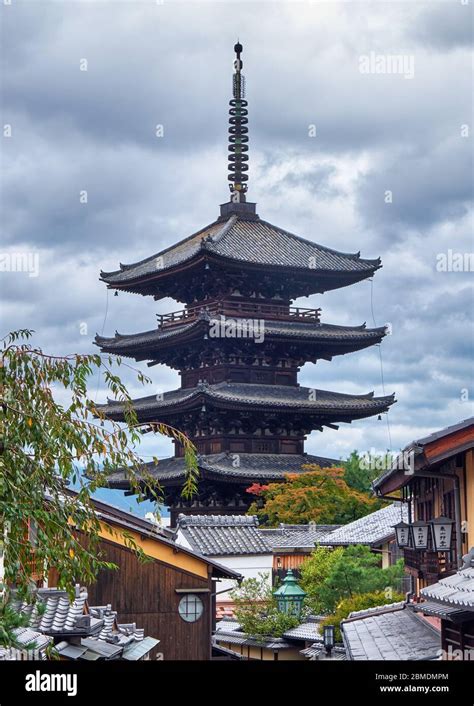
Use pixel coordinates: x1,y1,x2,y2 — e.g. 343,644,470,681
247,465,381,526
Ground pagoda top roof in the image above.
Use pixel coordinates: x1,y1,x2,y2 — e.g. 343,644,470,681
107,451,339,487
99,381,395,420
100,212,381,293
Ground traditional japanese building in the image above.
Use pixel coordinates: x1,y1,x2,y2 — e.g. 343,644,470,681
96,43,394,525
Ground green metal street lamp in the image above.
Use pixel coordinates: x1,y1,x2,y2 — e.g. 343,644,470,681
274,569,306,619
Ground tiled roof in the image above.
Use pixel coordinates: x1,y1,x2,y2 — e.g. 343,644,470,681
101,215,380,284
318,503,408,547
213,630,292,650
95,318,386,356
420,549,474,610
0,627,52,660
300,643,346,660
342,603,440,660
108,452,338,486
347,601,406,620
373,417,474,491
215,618,242,633
413,601,473,620
7,586,159,661
100,381,395,418
215,616,326,651
261,524,340,550
9,587,100,637
282,617,322,641
415,416,474,445
176,514,272,556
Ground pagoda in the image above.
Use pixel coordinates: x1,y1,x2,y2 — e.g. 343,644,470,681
96,43,395,526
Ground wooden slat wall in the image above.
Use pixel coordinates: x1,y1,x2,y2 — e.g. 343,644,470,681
273,554,309,571
442,618,474,659
85,539,212,661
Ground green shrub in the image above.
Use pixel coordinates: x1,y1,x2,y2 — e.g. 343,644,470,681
300,545,405,614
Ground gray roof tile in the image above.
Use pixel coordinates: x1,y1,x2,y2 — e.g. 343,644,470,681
283,618,322,641
420,550,474,609
342,604,440,661
108,451,338,485
300,643,346,660
261,524,340,549
319,503,408,547
101,381,395,416
101,215,380,284
96,318,386,354
0,626,52,660
7,586,157,661
177,514,272,555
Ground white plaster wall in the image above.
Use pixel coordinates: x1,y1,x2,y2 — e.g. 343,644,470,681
175,530,273,601
212,554,273,600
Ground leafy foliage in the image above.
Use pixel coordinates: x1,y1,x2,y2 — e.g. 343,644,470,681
320,590,405,642
0,329,198,603
247,465,380,526
0,600,34,649
343,450,394,500
230,573,301,639
296,546,344,613
300,544,405,614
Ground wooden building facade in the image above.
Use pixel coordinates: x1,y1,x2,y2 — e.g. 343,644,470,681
374,417,474,660
374,417,474,590
49,497,241,660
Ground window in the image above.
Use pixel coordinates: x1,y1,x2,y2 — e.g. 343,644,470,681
28,519,38,547
178,594,204,623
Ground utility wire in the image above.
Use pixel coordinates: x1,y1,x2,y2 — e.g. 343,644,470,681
94,287,109,402
370,277,392,450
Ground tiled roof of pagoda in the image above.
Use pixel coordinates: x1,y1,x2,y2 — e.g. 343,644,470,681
95,318,387,359
107,451,339,486
100,214,381,289
99,381,395,420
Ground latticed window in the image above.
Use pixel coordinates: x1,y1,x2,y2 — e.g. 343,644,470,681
178,594,204,623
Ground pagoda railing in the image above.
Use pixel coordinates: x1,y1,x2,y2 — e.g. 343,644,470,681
157,301,321,329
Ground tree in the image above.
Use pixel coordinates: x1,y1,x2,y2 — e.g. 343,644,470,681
343,449,393,498
300,544,405,614
296,546,343,614
0,329,198,602
247,466,379,526
230,573,300,639
320,590,405,643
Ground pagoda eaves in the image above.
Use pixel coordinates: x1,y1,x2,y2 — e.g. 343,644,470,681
100,211,381,302
95,317,387,369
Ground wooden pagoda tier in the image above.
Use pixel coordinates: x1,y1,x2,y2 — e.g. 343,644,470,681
95,313,387,373
100,202,381,302
98,382,395,457
107,452,339,527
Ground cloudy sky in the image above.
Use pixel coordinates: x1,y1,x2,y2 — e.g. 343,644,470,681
2,1,473,493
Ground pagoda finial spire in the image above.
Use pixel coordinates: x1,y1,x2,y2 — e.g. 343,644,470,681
228,41,249,202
